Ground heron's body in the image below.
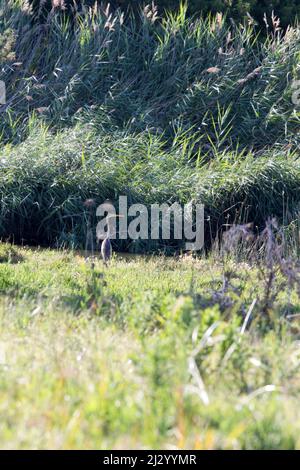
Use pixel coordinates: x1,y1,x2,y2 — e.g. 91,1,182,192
101,236,112,264
98,212,123,265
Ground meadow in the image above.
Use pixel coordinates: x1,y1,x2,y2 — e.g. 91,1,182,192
1,242,300,449
1,1,300,450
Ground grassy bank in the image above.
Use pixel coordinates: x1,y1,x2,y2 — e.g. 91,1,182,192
0,242,300,449
0,2,300,250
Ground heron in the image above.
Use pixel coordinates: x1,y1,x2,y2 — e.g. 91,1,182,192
101,230,112,265
100,214,123,265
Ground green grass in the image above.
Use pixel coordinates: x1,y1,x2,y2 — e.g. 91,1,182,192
1,242,300,449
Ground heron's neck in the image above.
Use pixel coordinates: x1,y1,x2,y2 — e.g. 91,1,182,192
107,219,111,238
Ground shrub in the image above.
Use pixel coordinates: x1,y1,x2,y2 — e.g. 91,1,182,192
110,1,300,27
27,1,300,28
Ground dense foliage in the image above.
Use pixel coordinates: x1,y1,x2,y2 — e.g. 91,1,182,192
1,1,300,250
28,0,300,27
147,1,300,27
